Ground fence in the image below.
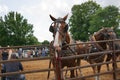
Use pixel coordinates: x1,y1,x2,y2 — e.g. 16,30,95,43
0,39,120,80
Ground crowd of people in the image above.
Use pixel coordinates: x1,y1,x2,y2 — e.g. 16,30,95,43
27,47,49,58
36,47,49,57
0,47,49,80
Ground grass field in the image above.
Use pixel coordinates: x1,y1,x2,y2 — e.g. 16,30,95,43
22,59,120,80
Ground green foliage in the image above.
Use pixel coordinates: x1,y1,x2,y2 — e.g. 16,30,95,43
42,40,50,45
69,1,120,41
26,34,40,45
69,1,101,41
89,5,120,36
0,11,39,46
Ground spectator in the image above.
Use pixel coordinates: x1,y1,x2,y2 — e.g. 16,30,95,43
18,48,23,58
38,48,42,57
8,49,13,60
41,48,46,57
0,49,2,73
2,49,8,60
3,53,25,80
0,49,2,60
1,49,9,80
34,47,38,57
45,47,49,56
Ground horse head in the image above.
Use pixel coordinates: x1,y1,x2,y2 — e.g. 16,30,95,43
49,14,70,51
90,27,117,50
100,27,116,39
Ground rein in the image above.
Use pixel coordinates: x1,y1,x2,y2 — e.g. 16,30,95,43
62,42,77,55
88,34,107,61
90,35,105,51
61,36,77,56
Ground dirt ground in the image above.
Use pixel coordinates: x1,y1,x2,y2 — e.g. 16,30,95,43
22,59,120,80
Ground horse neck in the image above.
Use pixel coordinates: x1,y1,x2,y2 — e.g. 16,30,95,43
94,34,107,50
65,33,70,44
114,40,120,49
61,33,71,50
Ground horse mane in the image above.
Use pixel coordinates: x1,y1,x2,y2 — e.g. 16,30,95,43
93,28,104,36
94,27,111,36
67,33,77,45
65,33,70,44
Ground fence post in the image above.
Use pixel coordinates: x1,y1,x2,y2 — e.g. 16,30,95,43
54,51,63,80
112,40,117,80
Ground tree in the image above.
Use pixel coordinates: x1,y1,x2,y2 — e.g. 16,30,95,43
89,5,120,36
0,11,39,46
26,34,40,45
42,40,49,45
0,17,8,46
69,1,101,41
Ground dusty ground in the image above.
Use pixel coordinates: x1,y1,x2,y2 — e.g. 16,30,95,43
22,59,120,80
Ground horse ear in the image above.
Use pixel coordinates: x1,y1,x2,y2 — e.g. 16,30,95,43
49,14,56,21
63,14,68,21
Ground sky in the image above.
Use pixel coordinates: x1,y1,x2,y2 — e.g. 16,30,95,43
0,0,120,42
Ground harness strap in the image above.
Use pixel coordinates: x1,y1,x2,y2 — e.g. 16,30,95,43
90,35,104,51
87,35,107,61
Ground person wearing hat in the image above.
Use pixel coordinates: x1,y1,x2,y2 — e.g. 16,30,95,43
3,53,25,80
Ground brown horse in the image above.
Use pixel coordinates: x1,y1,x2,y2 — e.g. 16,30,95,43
75,40,90,76
49,14,76,79
76,27,117,80
105,39,120,71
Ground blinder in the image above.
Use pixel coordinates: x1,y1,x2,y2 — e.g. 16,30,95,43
49,22,54,33
102,32,110,38
103,29,114,39
49,21,69,33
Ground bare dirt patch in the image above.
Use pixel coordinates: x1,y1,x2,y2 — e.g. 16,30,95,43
22,60,120,80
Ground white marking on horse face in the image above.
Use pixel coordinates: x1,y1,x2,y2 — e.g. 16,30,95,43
53,23,62,48
54,31,60,47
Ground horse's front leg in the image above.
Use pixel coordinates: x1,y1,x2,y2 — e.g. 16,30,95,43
79,59,83,76
70,69,75,78
95,65,101,80
106,54,112,71
70,60,76,78
64,68,68,78
91,64,97,80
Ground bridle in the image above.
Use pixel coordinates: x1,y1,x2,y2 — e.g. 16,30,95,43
103,29,116,50
49,18,69,47
90,35,104,51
